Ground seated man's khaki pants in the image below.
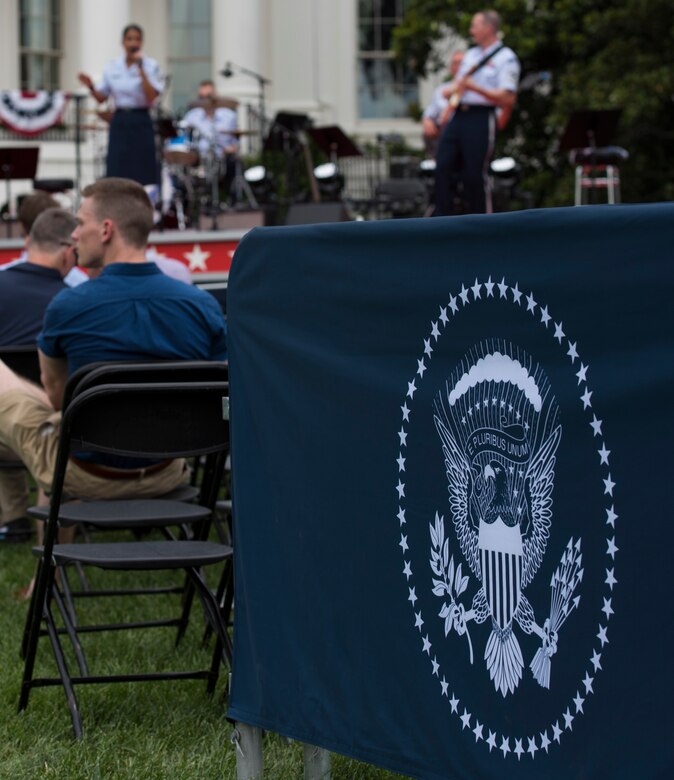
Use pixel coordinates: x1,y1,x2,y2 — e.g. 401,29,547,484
0,443,30,526
0,390,187,508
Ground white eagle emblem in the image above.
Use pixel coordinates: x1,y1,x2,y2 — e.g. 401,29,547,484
431,344,582,696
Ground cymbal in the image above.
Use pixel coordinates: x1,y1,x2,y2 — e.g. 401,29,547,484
230,129,255,137
188,96,239,110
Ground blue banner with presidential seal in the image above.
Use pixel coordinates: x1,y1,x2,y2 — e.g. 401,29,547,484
227,204,674,780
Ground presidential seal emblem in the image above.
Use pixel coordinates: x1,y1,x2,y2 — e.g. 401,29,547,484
431,344,579,697
396,278,618,759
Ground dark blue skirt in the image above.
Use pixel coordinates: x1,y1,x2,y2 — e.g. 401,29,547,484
106,109,159,185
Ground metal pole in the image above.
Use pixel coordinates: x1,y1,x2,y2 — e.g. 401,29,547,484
303,744,331,780
233,722,264,780
74,94,83,207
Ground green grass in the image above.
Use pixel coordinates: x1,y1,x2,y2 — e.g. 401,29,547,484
0,535,408,779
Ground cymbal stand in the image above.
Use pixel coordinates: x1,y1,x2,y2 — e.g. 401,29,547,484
229,155,258,210
199,115,222,231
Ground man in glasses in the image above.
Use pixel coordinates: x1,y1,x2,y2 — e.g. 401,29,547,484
0,207,78,541
0,208,79,348
0,192,88,288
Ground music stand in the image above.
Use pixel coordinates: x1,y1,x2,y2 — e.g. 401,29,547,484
263,111,313,152
0,147,39,238
305,126,362,160
273,112,313,133
559,109,621,152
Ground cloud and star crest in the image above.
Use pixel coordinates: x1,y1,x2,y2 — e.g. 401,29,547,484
396,277,618,760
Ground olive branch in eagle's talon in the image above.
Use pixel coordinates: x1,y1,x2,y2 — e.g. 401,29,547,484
430,512,474,664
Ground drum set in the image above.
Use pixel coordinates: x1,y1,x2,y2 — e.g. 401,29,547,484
159,96,256,230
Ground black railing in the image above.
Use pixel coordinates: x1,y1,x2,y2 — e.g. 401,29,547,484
0,94,89,194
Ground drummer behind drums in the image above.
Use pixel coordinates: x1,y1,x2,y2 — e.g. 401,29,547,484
181,79,239,200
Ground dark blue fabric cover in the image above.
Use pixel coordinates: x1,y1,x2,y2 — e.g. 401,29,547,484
227,204,674,780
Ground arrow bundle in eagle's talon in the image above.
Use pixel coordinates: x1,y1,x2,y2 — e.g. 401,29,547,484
531,537,583,689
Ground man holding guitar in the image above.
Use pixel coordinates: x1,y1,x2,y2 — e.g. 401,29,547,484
433,10,520,216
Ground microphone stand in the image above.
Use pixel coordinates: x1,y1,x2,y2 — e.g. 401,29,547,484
221,61,271,150
153,74,172,231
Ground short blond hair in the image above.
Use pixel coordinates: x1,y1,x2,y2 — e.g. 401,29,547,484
81,177,154,248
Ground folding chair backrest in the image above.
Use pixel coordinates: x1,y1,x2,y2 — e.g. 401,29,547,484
0,344,41,384
62,361,228,411
62,382,230,461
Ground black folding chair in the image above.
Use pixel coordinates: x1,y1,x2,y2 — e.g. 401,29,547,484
19,380,233,738
27,361,228,620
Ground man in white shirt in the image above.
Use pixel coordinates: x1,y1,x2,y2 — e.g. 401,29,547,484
181,80,239,200
433,10,520,216
182,80,238,159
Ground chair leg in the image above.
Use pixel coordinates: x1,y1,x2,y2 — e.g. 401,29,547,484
219,562,234,663
59,565,79,627
19,560,55,710
52,583,89,676
184,565,232,667
21,559,43,659
206,634,225,695
202,557,233,647
175,574,195,646
182,567,228,695
73,560,90,592
43,596,85,739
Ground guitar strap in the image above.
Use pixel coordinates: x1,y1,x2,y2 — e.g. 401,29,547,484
466,43,505,78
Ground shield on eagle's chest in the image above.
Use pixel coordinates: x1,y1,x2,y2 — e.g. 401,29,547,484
479,518,523,630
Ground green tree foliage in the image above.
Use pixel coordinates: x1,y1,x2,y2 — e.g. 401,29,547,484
394,1,674,206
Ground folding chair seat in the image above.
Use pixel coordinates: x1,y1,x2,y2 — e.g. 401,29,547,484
19,380,233,738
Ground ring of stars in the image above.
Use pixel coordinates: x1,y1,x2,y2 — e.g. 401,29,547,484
396,276,618,760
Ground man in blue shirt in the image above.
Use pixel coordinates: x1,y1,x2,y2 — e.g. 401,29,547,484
0,208,78,541
0,208,78,346
0,191,88,288
0,177,227,536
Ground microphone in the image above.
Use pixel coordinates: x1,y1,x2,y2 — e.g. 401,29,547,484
130,46,142,66
220,61,234,78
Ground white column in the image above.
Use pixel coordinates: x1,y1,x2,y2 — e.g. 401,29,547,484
0,0,20,88
267,0,315,114
212,0,265,106
78,0,130,81
131,0,168,74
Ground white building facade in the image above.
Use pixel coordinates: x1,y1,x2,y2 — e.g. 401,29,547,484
0,0,443,192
